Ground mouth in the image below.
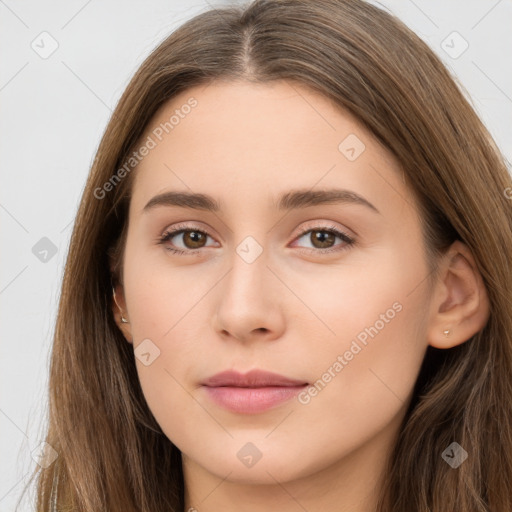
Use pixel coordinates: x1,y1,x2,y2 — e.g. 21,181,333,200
201,369,309,414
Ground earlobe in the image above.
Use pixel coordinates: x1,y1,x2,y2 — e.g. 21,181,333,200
111,281,133,344
427,240,490,349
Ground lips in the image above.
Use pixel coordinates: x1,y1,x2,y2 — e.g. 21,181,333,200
201,369,309,414
202,369,308,388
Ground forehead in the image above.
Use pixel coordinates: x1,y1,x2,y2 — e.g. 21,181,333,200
139,79,369,153
129,79,411,220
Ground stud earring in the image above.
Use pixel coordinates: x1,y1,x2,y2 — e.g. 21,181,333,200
112,286,129,324
443,329,451,337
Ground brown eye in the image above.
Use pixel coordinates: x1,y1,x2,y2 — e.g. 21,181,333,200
309,230,336,249
159,223,355,256
159,227,215,254
293,225,355,254
181,230,207,249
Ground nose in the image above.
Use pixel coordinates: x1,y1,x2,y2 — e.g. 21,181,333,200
212,246,285,344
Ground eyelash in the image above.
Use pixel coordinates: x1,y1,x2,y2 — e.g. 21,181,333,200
157,223,356,256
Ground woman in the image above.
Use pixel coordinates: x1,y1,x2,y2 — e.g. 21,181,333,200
21,0,512,510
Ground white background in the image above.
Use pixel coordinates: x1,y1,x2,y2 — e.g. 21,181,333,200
1,0,511,510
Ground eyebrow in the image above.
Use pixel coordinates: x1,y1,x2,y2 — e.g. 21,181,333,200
142,188,380,215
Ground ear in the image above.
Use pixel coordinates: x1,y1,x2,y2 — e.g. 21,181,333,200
111,279,133,344
426,240,490,349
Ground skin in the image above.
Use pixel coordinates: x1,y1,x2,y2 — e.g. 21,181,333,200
111,80,490,512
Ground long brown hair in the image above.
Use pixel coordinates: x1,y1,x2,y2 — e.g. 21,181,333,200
19,0,512,510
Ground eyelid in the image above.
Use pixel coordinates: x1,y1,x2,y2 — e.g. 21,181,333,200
159,221,218,240
159,220,352,239
292,220,355,240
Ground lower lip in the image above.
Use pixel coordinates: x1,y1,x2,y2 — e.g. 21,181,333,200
202,385,308,414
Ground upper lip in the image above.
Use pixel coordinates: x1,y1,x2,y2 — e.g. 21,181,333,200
202,369,308,388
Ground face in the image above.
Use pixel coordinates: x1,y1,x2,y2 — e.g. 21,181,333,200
114,80,434,489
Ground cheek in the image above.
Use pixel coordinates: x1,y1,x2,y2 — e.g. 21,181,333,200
292,246,429,445
122,249,209,432
123,239,196,337
294,299,426,460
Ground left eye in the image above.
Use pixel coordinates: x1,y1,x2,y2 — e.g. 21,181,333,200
158,225,355,255
292,226,355,253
